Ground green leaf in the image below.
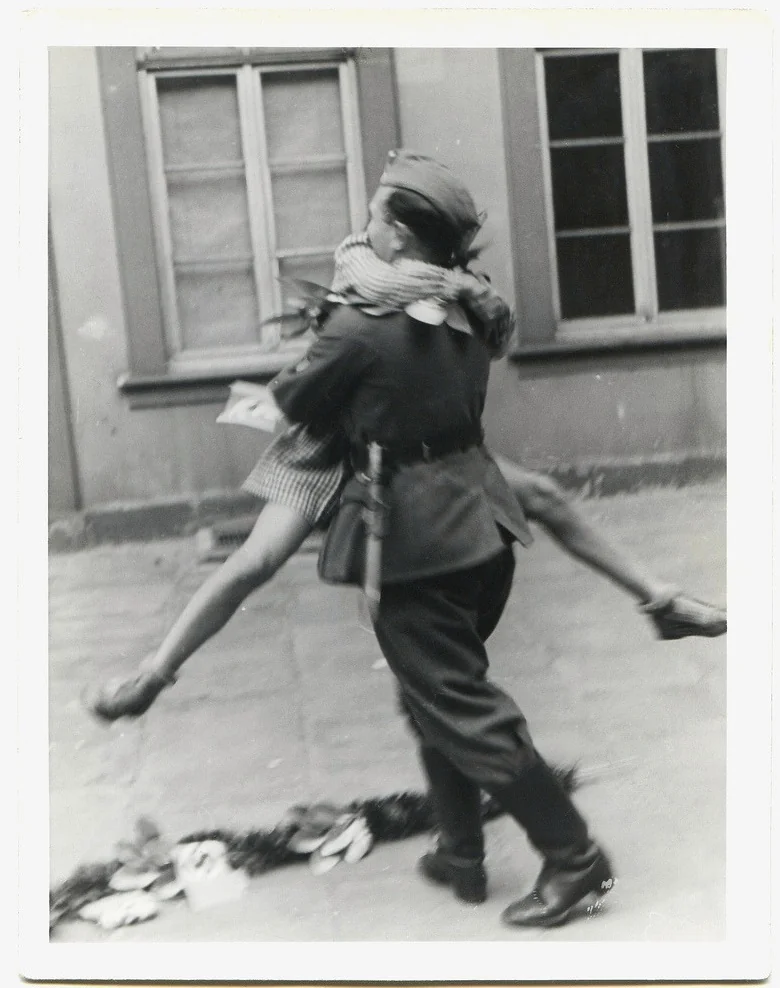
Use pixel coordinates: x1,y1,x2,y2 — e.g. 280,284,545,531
135,816,161,846
114,840,141,864
142,838,174,867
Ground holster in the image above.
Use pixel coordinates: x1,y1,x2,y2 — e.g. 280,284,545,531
317,426,483,589
317,490,368,586
317,461,388,590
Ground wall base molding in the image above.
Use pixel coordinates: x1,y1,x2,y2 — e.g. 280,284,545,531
544,450,726,498
48,451,726,553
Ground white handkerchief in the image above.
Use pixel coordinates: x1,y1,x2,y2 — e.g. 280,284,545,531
216,380,284,433
405,298,448,325
404,299,473,336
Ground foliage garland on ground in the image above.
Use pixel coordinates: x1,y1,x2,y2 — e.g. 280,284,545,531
50,766,579,933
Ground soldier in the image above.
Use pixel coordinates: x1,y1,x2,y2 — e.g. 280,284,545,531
84,186,725,725
268,150,617,928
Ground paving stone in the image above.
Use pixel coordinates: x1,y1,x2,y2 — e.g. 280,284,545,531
49,784,133,885
305,709,412,773
307,753,423,804
133,693,311,808
291,619,385,665
327,840,493,941
44,484,732,945
289,583,362,628
170,629,297,703
49,714,142,789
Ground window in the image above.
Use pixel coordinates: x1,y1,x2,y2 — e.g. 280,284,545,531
139,52,367,373
98,47,398,403
536,48,726,337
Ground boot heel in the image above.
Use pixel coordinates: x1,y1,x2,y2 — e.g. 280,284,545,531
502,848,614,928
596,873,616,897
418,852,487,903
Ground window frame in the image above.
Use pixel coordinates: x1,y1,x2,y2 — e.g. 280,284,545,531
500,47,727,353
97,47,400,405
538,47,726,340
139,58,367,375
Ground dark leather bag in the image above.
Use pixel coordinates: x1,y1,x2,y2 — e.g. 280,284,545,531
317,484,368,586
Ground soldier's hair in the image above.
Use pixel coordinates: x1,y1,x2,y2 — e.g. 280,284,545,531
384,187,481,270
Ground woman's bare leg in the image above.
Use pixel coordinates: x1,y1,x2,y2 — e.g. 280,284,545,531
492,454,726,638
85,503,313,719
144,503,313,680
492,456,671,603
494,456,674,603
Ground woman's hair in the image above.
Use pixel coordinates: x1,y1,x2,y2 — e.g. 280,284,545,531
384,187,481,270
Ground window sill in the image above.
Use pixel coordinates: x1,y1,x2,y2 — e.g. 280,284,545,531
510,327,726,363
118,358,295,409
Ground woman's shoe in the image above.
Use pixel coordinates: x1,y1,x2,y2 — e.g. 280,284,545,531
641,593,727,640
83,668,176,722
418,849,487,903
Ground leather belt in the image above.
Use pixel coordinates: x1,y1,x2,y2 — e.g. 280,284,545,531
351,424,484,473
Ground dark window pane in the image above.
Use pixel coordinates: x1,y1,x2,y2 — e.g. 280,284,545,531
654,228,725,310
557,235,635,318
545,53,622,140
550,146,628,230
643,49,719,134
648,139,724,224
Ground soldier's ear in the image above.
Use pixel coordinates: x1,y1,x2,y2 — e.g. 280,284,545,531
390,220,412,254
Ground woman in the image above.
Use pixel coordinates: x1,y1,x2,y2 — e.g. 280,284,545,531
84,214,516,719
85,154,725,722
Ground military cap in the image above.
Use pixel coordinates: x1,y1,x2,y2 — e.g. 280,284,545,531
379,149,484,252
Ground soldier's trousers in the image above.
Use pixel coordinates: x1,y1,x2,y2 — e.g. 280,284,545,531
373,545,590,864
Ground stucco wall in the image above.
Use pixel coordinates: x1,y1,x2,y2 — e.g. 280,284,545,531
394,48,726,471
484,352,726,471
49,47,726,512
393,48,515,304
48,236,79,515
48,48,270,508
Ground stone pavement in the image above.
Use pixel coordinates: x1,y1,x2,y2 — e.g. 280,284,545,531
47,483,727,943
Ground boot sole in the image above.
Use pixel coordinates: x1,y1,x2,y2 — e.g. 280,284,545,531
659,623,727,640
418,858,487,904
502,860,616,928
513,887,611,928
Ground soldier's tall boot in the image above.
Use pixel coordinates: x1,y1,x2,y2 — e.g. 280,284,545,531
417,744,487,904
491,755,615,928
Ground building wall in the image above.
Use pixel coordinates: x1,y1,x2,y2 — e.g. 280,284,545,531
393,49,515,303
48,47,271,509
48,229,79,516
485,352,726,471
48,47,726,513
394,48,726,473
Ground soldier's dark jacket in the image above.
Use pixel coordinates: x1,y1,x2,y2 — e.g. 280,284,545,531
270,305,532,585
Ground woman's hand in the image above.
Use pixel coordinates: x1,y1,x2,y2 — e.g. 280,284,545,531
456,272,515,358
